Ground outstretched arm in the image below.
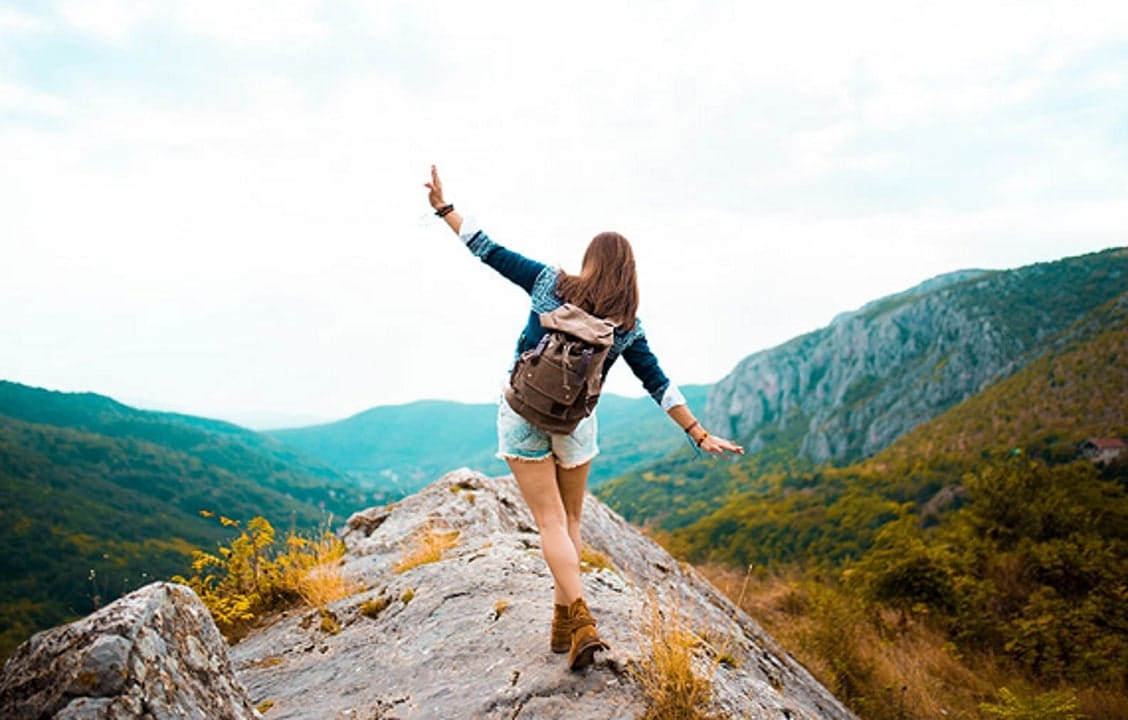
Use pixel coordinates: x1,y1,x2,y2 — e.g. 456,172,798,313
621,335,744,457
425,164,463,234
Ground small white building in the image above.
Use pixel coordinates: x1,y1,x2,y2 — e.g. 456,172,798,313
1080,438,1127,464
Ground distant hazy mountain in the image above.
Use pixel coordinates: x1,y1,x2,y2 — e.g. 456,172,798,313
267,386,710,496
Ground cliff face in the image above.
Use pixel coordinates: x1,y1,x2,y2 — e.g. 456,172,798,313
705,249,1128,464
3,469,857,719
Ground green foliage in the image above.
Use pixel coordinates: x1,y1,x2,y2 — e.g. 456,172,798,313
851,516,955,614
944,458,1128,686
980,687,1084,720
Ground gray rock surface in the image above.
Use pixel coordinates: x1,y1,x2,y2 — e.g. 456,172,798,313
0,581,260,720
231,468,855,719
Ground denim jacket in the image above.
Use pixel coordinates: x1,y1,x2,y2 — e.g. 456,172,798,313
460,218,686,411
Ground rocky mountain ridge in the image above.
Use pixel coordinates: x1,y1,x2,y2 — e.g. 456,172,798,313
704,248,1128,464
2,469,855,719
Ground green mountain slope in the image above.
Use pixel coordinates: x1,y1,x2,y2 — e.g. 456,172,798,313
0,382,370,659
602,248,1128,532
667,289,1128,569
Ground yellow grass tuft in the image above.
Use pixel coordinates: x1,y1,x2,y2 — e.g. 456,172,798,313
494,599,510,619
394,523,461,573
580,545,614,573
360,596,389,619
631,593,720,720
317,607,340,635
284,531,360,609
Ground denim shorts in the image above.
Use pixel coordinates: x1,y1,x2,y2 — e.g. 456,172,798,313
496,397,599,469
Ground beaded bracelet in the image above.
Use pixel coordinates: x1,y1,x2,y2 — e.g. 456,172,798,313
435,203,455,218
696,431,710,447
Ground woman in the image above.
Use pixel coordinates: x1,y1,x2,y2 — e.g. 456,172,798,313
424,165,744,670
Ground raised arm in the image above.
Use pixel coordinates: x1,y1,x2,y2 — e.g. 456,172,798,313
424,165,547,293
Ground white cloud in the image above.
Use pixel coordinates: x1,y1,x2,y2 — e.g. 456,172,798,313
0,7,45,34
58,0,154,44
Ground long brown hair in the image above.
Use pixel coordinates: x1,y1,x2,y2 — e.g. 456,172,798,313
555,231,639,331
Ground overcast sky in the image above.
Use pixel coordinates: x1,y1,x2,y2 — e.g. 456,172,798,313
2,1,1126,428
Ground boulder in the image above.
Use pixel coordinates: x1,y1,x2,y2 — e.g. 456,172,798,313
1,582,260,720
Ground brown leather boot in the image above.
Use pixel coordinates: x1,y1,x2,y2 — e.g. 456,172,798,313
551,604,571,653
567,597,608,670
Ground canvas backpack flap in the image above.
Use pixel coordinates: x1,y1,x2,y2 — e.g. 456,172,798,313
539,304,616,348
504,304,617,434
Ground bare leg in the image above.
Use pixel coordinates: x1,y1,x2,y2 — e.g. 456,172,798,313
556,460,592,563
507,458,583,606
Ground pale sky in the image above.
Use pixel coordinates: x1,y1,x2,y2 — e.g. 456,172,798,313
2,1,1127,428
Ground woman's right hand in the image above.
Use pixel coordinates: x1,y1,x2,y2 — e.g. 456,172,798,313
700,433,744,456
424,164,446,210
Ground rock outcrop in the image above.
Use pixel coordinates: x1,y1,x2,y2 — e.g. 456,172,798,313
0,582,260,720
705,250,1128,463
2,469,856,719
230,469,855,719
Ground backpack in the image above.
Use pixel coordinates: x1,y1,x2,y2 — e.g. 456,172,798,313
504,303,617,434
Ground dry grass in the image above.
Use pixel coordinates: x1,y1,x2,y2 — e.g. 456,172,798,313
318,607,340,635
699,564,1009,720
580,545,615,573
394,523,461,573
359,596,389,619
286,532,360,609
631,592,721,720
733,561,1128,720
1076,687,1128,720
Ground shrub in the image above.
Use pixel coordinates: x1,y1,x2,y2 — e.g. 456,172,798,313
173,515,358,640
980,687,1083,720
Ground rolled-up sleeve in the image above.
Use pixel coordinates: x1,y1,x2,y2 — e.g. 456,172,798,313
458,216,546,294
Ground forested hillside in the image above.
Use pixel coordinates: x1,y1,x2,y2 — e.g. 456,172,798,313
0,382,369,660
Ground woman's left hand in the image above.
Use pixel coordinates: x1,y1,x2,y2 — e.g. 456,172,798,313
700,434,744,456
424,164,446,209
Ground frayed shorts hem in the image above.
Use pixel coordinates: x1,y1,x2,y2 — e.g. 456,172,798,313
495,450,599,469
